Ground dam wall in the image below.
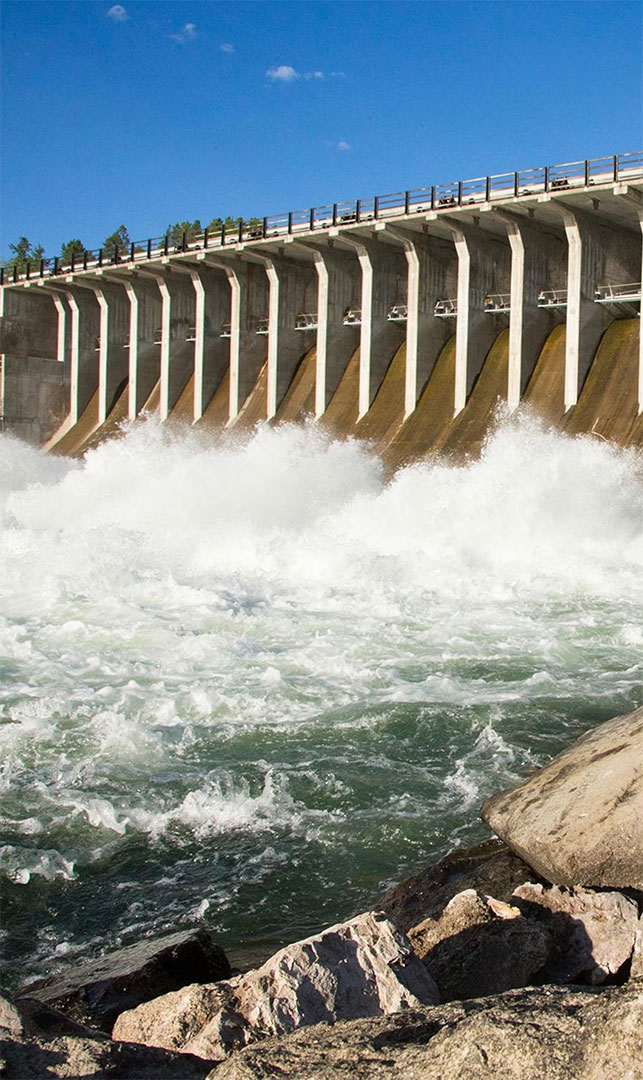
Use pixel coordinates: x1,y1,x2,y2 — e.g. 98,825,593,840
1,152,642,459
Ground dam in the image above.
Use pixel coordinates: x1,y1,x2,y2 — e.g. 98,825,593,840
1,150,642,458
2,152,643,994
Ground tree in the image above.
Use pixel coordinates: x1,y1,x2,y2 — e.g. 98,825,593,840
165,220,202,247
103,225,130,260
60,239,87,266
5,236,45,271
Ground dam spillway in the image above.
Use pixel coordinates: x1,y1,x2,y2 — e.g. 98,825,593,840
1,150,642,460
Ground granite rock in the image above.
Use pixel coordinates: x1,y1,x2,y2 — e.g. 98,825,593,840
15,927,231,1034
481,704,643,889
114,911,439,1060
409,889,551,1000
512,882,638,984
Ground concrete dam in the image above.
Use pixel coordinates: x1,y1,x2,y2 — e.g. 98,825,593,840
1,150,642,462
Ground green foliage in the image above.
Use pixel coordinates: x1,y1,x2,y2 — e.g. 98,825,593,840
60,239,87,266
5,236,45,271
165,220,202,246
103,225,130,259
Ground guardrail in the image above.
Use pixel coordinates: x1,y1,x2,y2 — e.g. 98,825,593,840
484,294,511,312
2,152,641,287
594,282,642,303
537,289,568,307
434,298,458,317
294,312,318,330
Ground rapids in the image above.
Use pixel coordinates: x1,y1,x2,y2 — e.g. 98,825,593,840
1,415,643,988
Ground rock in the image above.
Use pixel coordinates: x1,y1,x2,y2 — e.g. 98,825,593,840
379,839,539,933
481,704,643,889
114,911,439,1060
0,1032,216,1078
408,889,551,1000
512,882,638,985
205,983,643,1080
15,927,231,1034
0,993,105,1039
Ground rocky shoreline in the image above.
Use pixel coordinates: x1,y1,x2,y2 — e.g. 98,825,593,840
3,703,643,1078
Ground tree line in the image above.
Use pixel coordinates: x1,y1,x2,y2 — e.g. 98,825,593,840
3,216,263,272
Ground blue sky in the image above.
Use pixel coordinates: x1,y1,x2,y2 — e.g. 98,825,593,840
1,0,642,259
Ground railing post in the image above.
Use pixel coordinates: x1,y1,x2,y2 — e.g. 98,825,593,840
0,267,4,285
163,235,169,256
288,211,293,234
309,207,315,230
485,175,491,201
71,252,76,271
430,185,435,210
332,203,337,226
613,154,618,181
356,199,361,222
457,181,463,205
130,241,135,260
544,166,549,192
182,230,187,252
25,262,30,280
263,216,268,237
147,238,152,259
221,223,226,246
203,227,209,249
513,171,519,197
114,245,120,264
98,248,103,267
374,196,379,220
40,259,45,278
83,250,88,270
404,190,410,215
584,159,590,186
238,219,243,242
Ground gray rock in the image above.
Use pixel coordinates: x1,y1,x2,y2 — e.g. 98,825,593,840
379,840,538,933
15,927,231,1034
409,889,551,1000
481,704,643,889
206,983,643,1080
114,911,439,1060
512,882,638,984
0,993,105,1039
0,1032,215,1078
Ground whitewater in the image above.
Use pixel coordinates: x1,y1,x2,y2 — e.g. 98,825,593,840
1,415,643,989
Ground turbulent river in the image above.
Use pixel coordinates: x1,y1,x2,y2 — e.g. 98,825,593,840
2,415,643,989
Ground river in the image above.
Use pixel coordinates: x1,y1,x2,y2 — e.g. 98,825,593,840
1,414,642,989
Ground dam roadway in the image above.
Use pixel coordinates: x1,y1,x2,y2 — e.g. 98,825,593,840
1,150,642,460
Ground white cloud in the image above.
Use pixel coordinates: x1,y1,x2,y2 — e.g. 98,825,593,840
337,140,351,151
267,64,299,82
170,23,197,44
220,43,235,53
304,71,324,80
107,5,128,22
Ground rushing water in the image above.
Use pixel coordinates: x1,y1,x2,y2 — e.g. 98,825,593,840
1,414,643,990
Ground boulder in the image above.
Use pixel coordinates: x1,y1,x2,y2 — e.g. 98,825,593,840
0,1031,215,1078
15,928,231,1033
206,983,643,1080
0,993,105,1040
379,840,539,933
114,911,439,1060
408,889,551,1000
512,882,638,984
481,704,643,889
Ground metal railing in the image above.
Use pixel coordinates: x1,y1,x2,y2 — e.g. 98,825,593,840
220,321,232,338
594,282,642,303
255,317,269,335
343,307,362,325
484,293,511,313
2,152,641,287
434,298,457,317
387,303,408,321
538,289,568,307
294,312,318,330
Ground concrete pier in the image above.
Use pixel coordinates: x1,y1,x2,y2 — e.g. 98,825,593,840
2,150,642,459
